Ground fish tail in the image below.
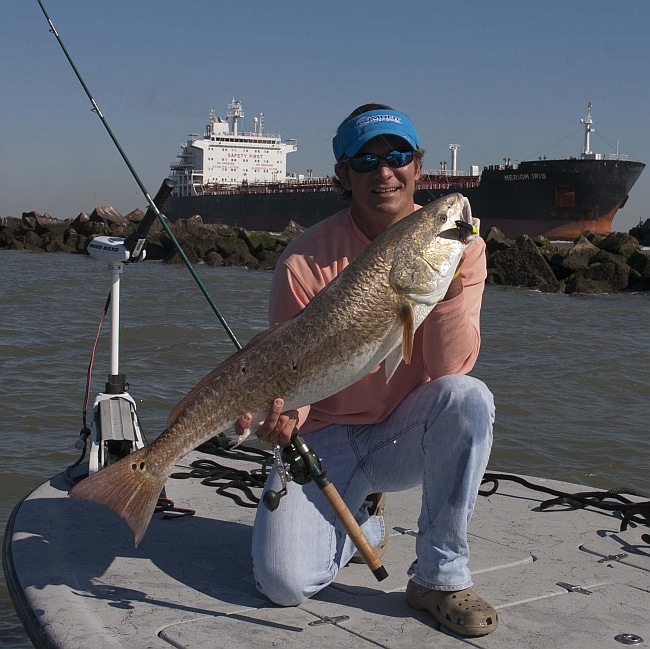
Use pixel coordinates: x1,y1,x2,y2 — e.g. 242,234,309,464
70,445,168,546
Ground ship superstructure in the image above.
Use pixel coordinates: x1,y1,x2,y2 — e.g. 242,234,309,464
170,99,298,198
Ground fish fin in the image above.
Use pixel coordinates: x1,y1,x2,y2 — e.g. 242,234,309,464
70,445,167,547
384,304,415,382
384,346,403,382
401,304,415,365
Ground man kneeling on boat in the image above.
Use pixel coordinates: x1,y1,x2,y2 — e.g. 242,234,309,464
235,103,497,637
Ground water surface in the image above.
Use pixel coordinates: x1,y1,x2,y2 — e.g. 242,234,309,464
2,250,649,647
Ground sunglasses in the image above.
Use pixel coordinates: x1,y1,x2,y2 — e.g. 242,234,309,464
348,148,414,173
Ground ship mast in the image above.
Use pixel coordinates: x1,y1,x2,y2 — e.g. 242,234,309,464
580,102,594,158
228,98,244,136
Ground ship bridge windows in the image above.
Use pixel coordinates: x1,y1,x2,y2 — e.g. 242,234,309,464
209,136,280,146
555,182,575,209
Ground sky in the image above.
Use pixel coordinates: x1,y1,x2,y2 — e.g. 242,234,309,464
1,0,649,234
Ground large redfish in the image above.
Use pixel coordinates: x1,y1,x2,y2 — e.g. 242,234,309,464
71,193,477,545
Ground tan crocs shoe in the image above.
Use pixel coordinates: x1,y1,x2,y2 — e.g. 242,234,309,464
405,580,498,636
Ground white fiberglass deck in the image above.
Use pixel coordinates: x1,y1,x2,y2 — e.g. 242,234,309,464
4,449,649,649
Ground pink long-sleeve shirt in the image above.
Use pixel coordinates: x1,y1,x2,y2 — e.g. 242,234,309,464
269,206,487,434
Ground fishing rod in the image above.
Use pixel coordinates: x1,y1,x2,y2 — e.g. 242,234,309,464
37,0,386,580
35,0,241,351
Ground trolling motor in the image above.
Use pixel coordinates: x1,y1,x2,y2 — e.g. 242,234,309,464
81,179,174,473
265,434,388,581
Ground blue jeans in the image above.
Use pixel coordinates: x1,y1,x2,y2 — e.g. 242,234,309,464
252,374,495,606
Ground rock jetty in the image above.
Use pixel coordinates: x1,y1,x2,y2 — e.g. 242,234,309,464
484,228,650,294
2,207,649,295
0,207,304,272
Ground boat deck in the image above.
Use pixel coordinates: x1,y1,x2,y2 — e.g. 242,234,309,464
4,448,649,649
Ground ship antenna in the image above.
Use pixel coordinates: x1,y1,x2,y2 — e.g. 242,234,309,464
580,102,594,158
35,0,242,350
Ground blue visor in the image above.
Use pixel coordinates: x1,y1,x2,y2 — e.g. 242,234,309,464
332,109,421,161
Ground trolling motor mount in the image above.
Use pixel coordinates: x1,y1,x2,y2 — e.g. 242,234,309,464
89,393,145,473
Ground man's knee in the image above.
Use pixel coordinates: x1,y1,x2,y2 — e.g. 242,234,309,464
432,375,494,414
256,579,307,607
426,375,494,448
254,564,330,606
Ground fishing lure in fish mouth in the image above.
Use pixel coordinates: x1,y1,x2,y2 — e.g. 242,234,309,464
455,219,479,243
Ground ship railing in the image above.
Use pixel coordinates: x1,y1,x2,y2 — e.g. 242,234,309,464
421,169,476,177
417,178,481,191
198,179,336,196
169,165,196,174
607,153,629,161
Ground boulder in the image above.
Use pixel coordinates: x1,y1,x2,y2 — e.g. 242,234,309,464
483,227,512,256
86,206,132,238
70,212,91,233
21,211,68,237
627,250,650,277
486,236,562,293
561,236,600,271
89,205,129,226
565,261,631,294
597,231,640,257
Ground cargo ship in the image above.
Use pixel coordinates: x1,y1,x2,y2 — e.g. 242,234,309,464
164,101,645,240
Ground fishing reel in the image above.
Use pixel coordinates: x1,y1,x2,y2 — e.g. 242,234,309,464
263,435,322,511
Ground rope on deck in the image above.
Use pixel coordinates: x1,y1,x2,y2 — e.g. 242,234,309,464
170,434,273,508
168,438,650,534
481,473,650,532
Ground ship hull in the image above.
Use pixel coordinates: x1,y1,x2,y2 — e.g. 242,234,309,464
164,159,645,240
165,191,344,233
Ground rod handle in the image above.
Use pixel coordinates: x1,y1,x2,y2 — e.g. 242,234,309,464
290,434,388,581
320,482,388,581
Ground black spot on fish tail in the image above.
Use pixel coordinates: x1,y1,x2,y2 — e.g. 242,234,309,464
70,445,168,546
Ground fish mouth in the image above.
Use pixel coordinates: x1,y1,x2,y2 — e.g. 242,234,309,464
435,220,478,242
437,226,464,241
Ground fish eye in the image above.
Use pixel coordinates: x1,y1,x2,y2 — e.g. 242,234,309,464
439,213,448,223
